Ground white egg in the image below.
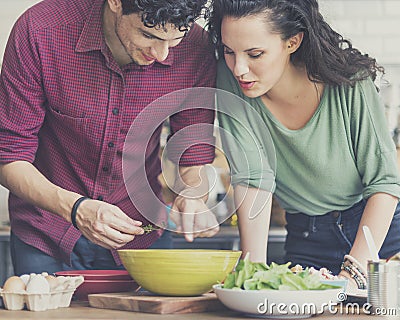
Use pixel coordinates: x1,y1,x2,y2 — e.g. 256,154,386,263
19,274,30,286
3,276,26,292
26,274,50,294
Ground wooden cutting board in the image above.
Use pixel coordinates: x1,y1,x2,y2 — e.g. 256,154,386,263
88,291,226,314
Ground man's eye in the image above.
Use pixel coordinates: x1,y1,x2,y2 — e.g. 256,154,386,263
143,33,154,39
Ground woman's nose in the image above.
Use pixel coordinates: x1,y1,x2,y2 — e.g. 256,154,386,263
233,58,250,78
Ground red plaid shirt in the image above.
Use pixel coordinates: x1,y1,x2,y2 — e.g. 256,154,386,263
0,0,216,265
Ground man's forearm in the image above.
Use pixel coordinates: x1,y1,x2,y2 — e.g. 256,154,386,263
0,160,81,222
175,165,210,201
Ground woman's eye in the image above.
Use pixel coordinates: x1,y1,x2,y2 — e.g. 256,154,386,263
223,49,234,55
249,52,263,59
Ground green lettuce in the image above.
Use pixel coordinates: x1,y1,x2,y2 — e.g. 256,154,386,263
223,253,341,291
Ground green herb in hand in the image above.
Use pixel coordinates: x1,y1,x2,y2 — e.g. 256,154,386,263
142,224,161,234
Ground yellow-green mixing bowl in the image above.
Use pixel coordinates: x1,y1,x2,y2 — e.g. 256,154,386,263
118,249,241,296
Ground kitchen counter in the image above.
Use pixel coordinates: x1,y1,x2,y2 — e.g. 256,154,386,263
0,301,388,319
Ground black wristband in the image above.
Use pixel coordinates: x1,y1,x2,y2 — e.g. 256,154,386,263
71,196,89,230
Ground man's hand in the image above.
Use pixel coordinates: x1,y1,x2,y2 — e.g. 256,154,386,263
75,199,144,249
170,195,220,242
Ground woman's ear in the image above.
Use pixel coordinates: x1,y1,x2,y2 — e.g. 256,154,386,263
286,32,304,54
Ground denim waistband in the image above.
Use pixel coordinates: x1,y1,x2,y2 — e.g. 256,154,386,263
285,199,366,226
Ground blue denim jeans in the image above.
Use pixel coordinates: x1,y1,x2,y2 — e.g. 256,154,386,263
10,230,173,275
284,200,400,275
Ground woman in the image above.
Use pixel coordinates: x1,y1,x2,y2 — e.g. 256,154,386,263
207,0,400,291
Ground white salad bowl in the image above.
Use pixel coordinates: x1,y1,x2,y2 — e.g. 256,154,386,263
213,284,344,318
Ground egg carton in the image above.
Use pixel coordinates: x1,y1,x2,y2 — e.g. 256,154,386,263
0,276,84,311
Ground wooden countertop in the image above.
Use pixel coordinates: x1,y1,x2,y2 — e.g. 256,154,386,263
0,301,385,320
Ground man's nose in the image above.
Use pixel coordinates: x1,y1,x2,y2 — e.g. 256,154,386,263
151,42,169,62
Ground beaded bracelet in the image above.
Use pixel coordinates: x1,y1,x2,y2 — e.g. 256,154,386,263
341,263,366,289
71,196,90,230
344,255,367,277
340,255,367,289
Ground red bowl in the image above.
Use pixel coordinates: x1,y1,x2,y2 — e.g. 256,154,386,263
55,270,133,281
72,279,140,301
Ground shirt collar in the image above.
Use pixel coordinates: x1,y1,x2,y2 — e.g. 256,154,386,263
75,0,104,53
75,0,174,67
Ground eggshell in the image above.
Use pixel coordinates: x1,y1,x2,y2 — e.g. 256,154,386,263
20,274,30,286
3,276,26,292
26,274,50,294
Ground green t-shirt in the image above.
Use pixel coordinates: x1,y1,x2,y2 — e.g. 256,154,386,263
217,60,400,215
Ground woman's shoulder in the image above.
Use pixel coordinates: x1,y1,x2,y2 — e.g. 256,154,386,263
338,73,379,96
329,75,379,109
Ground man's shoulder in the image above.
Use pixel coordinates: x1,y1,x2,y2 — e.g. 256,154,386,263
20,0,94,31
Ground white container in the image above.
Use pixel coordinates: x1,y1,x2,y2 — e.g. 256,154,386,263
0,275,84,311
0,291,25,310
25,293,51,311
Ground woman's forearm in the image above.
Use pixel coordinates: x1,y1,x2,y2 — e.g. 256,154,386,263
0,160,81,222
349,192,398,270
234,185,272,263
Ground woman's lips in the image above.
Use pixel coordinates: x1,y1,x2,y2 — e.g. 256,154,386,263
238,80,255,89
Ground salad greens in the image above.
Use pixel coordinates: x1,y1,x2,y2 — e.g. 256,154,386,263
223,253,340,291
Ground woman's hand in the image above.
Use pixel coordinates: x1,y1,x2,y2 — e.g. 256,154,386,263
338,270,360,294
338,254,368,293
169,194,220,242
75,199,144,249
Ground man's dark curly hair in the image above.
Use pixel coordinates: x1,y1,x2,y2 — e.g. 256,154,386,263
121,0,208,31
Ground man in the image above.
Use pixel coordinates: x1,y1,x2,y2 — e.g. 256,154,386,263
0,0,218,274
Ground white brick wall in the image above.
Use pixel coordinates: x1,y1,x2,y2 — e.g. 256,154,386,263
0,0,41,62
319,0,400,65
319,0,400,137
